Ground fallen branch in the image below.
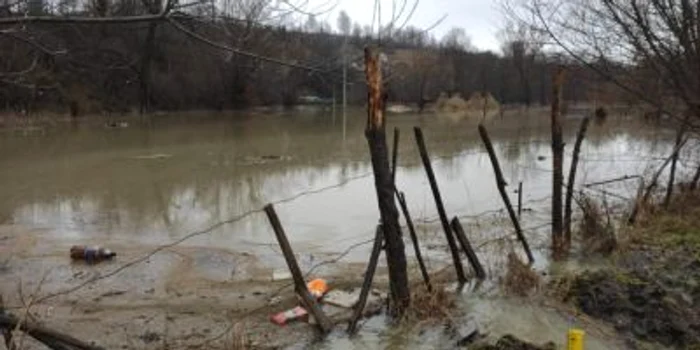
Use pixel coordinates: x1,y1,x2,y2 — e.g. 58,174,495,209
0,313,103,350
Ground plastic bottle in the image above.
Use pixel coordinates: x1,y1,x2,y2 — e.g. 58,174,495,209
70,245,117,264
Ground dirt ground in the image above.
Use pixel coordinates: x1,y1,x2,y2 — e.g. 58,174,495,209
558,193,700,349
0,224,383,349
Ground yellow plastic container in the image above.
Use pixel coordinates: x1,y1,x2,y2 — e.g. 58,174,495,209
567,328,585,350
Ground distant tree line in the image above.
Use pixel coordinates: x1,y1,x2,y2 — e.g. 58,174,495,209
0,0,613,116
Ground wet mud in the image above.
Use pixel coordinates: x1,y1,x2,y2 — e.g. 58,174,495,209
565,246,700,348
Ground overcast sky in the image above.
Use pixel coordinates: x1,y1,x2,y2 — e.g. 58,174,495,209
312,0,504,53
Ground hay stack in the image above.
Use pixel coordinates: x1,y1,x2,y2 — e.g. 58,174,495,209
464,92,500,111
435,91,500,113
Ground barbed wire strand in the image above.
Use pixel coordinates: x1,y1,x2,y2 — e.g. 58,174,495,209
34,171,374,304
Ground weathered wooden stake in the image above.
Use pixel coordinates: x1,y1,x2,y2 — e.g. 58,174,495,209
517,181,523,219
348,225,384,334
414,126,467,283
391,127,399,185
364,47,410,313
478,124,534,264
551,67,566,256
664,119,687,207
564,116,590,247
450,217,486,279
396,191,432,291
264,204,333,333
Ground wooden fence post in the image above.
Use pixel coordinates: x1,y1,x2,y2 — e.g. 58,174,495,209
414,126,467,283
347,225,384,334
396,191,432,290
478,124,534,264
664,118,688,207
264,204,333,333
518,181,523,219
564,116,590,247
391,127,399,185
551,66,565,257
450,217,486,279
363,47,410,314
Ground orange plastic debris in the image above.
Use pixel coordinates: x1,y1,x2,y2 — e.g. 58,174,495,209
306,278,328,298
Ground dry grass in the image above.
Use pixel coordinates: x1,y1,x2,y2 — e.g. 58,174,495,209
403,284,456,324
503,252,540,297
628,188,700,249
578,194,617,254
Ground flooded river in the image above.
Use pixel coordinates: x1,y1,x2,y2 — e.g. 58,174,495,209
0,108,690,349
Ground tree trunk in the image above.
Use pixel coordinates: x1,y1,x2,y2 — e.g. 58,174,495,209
551,67,565,257
364,47,409,315
139,21,158,114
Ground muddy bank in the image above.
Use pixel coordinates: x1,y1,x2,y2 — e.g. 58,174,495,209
560,196,700,349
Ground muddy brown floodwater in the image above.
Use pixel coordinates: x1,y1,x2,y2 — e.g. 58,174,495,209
0,108,690,349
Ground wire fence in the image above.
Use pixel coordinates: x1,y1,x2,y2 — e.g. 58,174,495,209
4,129,696,347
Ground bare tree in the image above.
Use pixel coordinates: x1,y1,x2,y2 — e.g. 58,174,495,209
336,9,350,35
506,0,700,122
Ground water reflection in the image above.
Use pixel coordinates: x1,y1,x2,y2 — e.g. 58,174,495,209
0,110,682,268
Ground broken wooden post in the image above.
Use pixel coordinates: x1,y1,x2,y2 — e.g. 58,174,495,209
517,181,523,219
564,116,590,247
414,126,467,284
363,47,410,314
396,191,432,291
450,217,486,279
347,225,384,334
391,127,399,185
664,118,687,208
551,66,566,256
264,204,333,333
477,124,534,264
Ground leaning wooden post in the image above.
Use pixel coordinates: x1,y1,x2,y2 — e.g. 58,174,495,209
363,47,410,314
564,116,590,248
348,225,384,334
450,217,486,279
664,118,687,208
414,127,467,283
396,191,432,291
477,124,534,264
551,66,566,257
264,204,333,333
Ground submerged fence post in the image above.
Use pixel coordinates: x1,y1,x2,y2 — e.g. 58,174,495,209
450,217,486,279
348,225,384,334
478,124,534,264
414,126,467,284
551,67,566,257
396,191,432,291
518,181,523,219
363,47,410,314
264,204,333,334
564,116,590,248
